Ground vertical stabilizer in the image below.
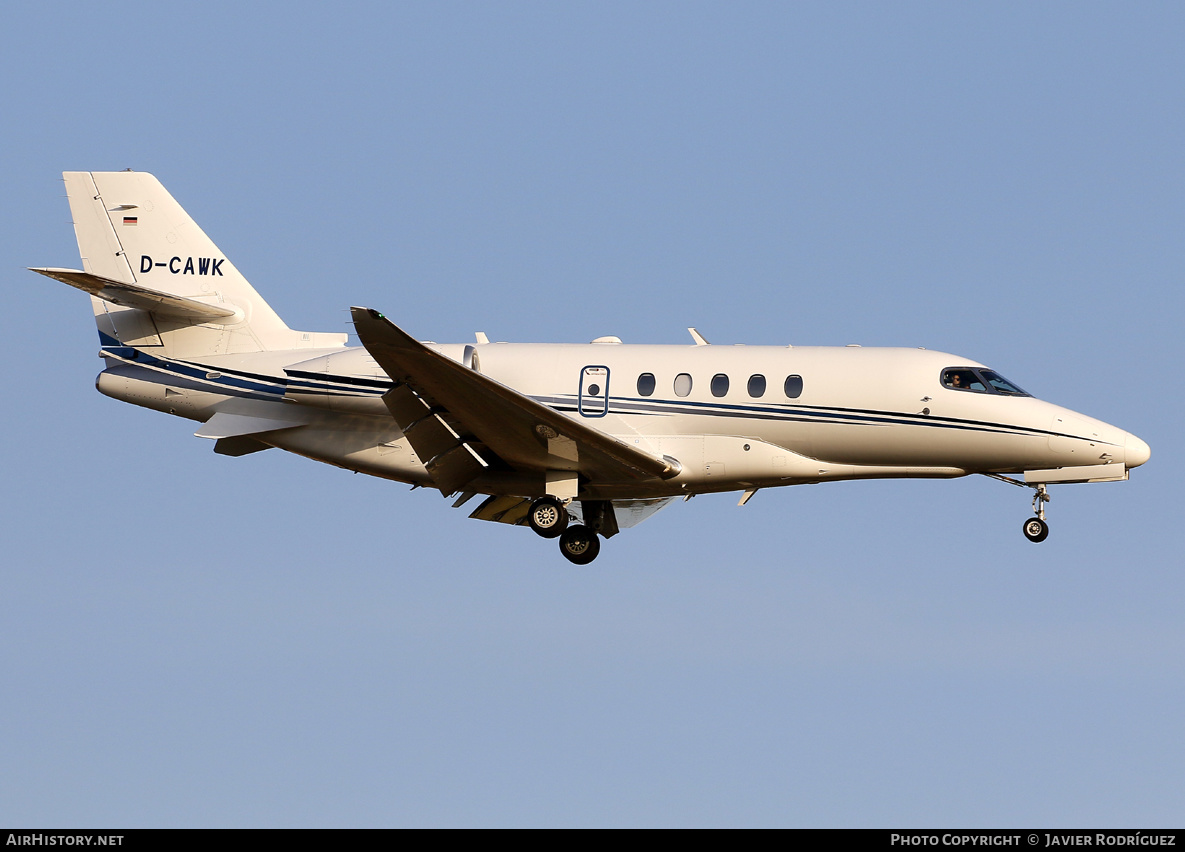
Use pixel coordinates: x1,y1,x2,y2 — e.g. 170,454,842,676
62,171,346,356
64,172,138,283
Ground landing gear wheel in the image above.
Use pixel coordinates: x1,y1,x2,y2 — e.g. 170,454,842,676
528,497,569,539
559,524,600,565
1023,517,1049,543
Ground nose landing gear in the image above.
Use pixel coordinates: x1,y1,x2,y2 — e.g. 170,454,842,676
1021,484,1051,542
1023,517,1049,542
1022,484,1051,543
983,475,1053,543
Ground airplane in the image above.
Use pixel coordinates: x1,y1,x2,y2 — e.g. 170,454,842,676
33,170,1151,564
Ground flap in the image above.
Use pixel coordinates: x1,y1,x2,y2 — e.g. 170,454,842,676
468,495,533,526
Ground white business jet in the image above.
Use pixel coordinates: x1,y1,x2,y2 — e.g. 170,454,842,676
34,171,1150,563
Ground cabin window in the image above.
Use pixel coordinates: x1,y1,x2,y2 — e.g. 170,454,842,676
784,375,803,398
637,373,656,397
674,373,693,397
748,374,766,398
711,374,729,397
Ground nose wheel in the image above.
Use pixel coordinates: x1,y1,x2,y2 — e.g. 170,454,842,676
1023,516,1049,542
982,474,1054,543
1022,484,1051,543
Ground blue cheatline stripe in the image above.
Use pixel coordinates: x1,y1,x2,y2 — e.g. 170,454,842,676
149,355,285,396
100,348,286,399
283,375,388,396
284,369,392,391
97,347,388,401
533,393,1111,444
94,343,1111,447
286,386,387,399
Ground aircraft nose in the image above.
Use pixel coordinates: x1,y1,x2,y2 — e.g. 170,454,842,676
1125,433,1151,468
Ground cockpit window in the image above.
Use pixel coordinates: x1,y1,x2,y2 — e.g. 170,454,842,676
979,370,1028,396
942,369,987,392
941,367,1030,396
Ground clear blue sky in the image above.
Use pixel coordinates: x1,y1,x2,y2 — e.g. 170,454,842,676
2,1,1182,827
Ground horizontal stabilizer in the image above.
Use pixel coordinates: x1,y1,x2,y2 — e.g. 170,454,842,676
194,398,316,440
31,267,239,322
195,412,306,439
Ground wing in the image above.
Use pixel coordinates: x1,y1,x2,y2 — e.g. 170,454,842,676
350,307,680,494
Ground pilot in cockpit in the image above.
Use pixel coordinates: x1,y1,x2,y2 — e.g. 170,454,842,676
943,369,983,391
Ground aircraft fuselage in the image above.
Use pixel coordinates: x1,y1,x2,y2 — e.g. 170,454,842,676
94,339,1149,500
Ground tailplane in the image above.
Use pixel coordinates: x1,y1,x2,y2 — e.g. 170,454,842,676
39,171,346,356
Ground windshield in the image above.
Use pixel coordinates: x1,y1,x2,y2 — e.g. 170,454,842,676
978,370,1028,396
941,367,1030,396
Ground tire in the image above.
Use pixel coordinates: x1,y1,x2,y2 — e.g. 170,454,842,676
528,497,569,539
559,524,601,565
1023,517,1049,543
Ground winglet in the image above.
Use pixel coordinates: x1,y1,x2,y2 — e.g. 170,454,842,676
688,327,710,345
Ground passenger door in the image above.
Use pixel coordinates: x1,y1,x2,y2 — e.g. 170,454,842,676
578,366,610,417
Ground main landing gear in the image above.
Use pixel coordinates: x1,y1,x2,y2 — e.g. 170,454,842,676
558,524,600,565
527,496,569,539
527,496,605,564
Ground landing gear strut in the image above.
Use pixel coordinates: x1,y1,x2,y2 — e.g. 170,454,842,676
983,475,1052,543
1022,484,1050,543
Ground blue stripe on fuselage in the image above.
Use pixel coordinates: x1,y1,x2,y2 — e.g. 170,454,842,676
95,346,1100,445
